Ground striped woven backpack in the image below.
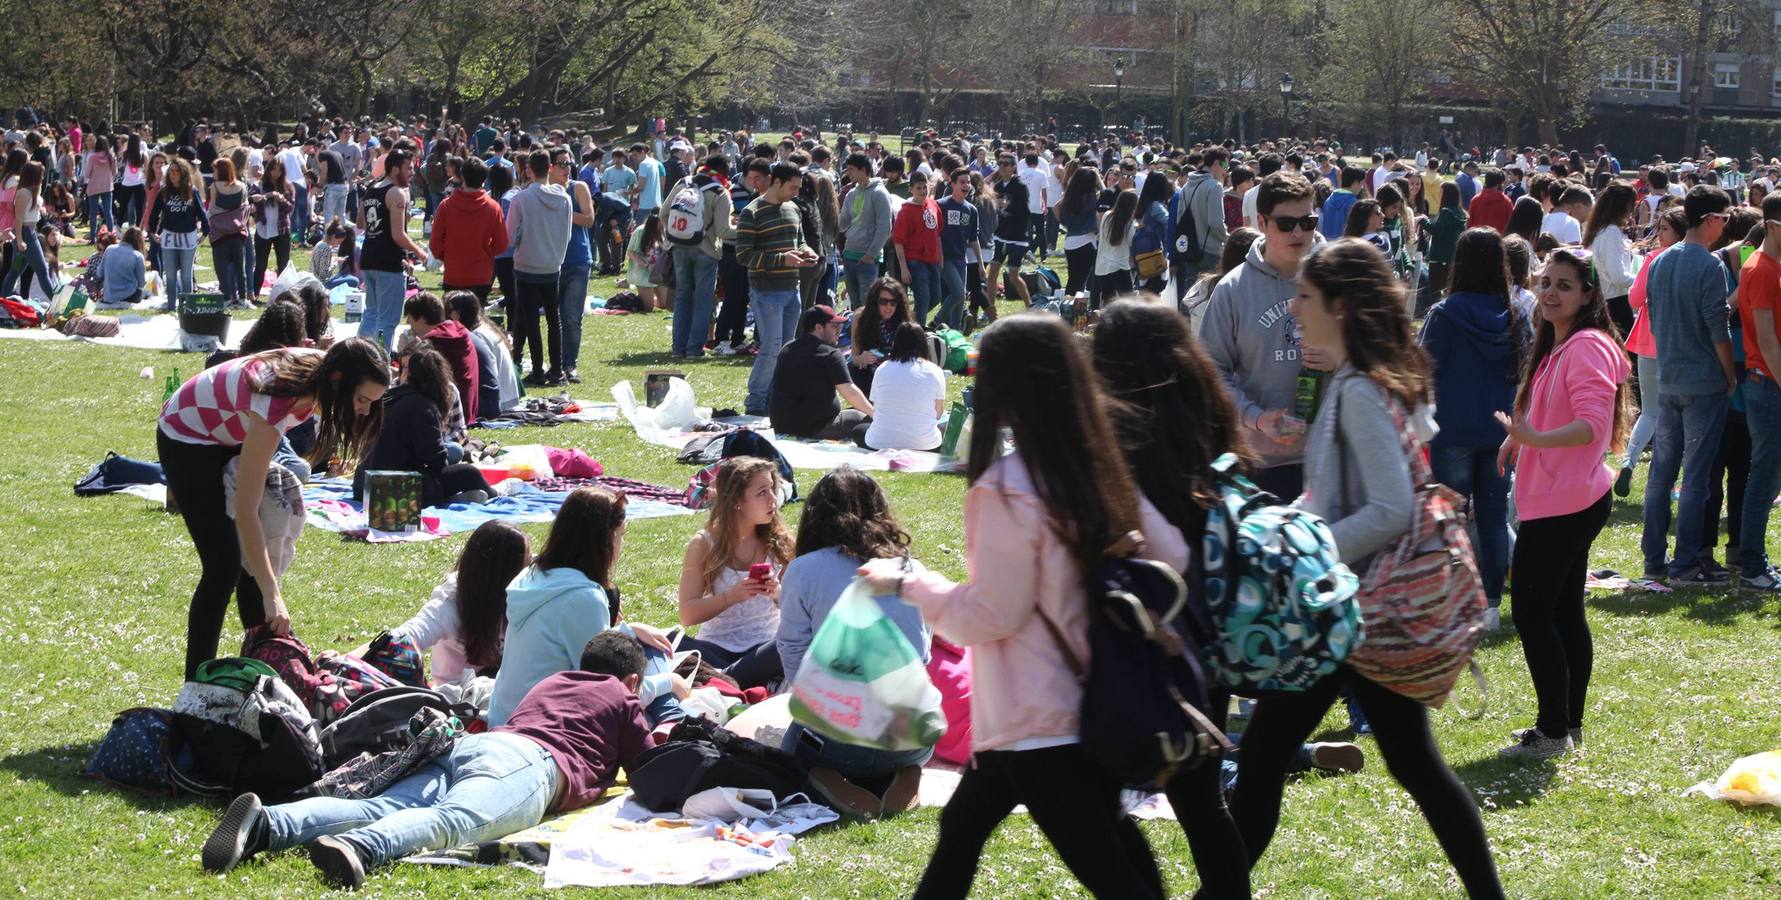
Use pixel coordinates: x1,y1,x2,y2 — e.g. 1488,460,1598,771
1336,395,1487,708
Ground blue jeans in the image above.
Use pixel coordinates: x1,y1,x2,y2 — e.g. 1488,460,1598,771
325,274,360,289
671,248,719,357
212,236,246,302
161,245,196,306
361,269,408,352
934,259,968,330
1740,373,1781,578
1623,354,1660,469
264,732,557,867
291,185,310,239
1431,446,1511,604
1642,390,1729,577
557,263,591,371
86,191,115,240
321,184,349,228
0,226,57,298
905,259,941,325
843,258,879,309
783,722,932,782
744,287,801,415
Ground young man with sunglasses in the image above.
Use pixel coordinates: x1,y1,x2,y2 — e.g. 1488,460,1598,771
1201,172,1326,500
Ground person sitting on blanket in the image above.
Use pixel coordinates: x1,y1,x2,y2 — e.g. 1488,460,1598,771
402,291,482,424
486,486,683,726
200,631,654,889
444,290,507,421
350,346,494,506
861,321,948,452
776,465,930,816
768,304,874,444
201,300,316,482
675,457,791,689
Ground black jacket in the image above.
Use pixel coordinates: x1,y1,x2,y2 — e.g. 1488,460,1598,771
353,384,451,505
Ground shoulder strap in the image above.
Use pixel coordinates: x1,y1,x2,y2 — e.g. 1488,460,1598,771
1036,605,1085,680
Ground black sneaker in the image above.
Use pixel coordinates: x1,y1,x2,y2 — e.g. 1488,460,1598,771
1672,566,1731,586
542,370,565,386
1696,558,1735,581
1613,466,1633,498
522,370,549,387
565,369,582,384
202,793,267,873
308,835,367,889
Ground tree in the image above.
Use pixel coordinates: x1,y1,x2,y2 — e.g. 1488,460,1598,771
1314,0,1446,149
1446,0,1642,145
1186,0,1312,142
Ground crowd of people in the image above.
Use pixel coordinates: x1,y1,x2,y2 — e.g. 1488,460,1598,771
15,104,1761,895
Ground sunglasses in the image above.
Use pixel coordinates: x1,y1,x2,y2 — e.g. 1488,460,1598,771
1704,211,1731,221
1269,213,1320,232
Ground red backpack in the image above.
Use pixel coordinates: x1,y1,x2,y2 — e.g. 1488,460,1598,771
241,629,399,723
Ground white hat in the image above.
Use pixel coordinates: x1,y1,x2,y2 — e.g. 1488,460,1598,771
1678,161,1697,173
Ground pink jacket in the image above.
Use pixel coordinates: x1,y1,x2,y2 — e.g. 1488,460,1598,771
902,453,1188,753
1514,328,1629,520
1625,245,1670,358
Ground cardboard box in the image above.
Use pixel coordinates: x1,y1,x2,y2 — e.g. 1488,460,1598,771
363,470,423,533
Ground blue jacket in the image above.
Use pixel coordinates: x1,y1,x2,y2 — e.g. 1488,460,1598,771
1421,291,1527,449
1646,242,1732,396
1320,190,1357,241
487,565,614,726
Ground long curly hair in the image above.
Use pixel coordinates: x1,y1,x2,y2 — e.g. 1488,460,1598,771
1514,248,1633,454
853,276,911,352
794,465,912,560
699,457,794,594
1298,238,1432,410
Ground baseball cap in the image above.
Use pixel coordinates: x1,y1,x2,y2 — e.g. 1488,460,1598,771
809,304,845,324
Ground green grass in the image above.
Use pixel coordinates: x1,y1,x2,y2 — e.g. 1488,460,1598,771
2,230,1780,897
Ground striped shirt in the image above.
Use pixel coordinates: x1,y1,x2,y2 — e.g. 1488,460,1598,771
158,350,320,446
735,196,805,291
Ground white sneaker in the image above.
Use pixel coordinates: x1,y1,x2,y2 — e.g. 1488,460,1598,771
1499,728,1573,761
1482,608,1500,632
711,342,736,357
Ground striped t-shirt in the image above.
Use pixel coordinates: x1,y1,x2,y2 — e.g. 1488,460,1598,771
158,350,320,446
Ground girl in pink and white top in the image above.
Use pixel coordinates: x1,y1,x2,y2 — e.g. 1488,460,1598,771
1495,247,1633,761
157,338,390,679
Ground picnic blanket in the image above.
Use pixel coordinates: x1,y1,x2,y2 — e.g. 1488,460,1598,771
0,313,362,350
303,475,693,541
612,380,952,474
542,795,836,888
403,789,629,869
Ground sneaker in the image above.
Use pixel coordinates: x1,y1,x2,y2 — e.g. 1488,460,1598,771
710,342,736,357
1512,726,1582,748
202,793,267,874
1672,566,1731,587
738,341,759,356
807,767,882,821
1740,568,1781,592
522,370,549,387
880,765,924,816
1482,608,1501,632
1308,741,1365,774
1696,558,1735,581
565,369,581,384
1498,728,1573,761
1613,466,1633,498
308,835,367,889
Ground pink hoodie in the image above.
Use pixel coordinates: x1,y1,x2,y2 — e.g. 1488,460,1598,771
1514,327,1629,520
901,453,1188,753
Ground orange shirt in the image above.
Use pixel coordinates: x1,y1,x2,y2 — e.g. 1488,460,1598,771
1739,251,1781,379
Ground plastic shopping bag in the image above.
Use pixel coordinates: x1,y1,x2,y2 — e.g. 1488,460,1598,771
789,578,946,751
1685,750,1781,807
653,377,697,430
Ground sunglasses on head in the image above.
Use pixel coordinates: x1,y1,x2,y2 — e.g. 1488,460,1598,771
1269,213,1320,232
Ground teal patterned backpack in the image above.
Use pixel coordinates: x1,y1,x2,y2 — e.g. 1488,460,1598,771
1202,454,1363,692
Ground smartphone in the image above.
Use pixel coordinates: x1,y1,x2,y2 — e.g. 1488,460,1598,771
749,563,773,582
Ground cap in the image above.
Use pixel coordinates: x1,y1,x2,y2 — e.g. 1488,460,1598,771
810,304,845,324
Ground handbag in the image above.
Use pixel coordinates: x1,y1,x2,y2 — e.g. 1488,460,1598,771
1334,385,1487,709
1134,248,1167,280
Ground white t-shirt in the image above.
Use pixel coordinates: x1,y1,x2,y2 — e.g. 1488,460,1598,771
277,147,307,187
1047,165,1065,210
865,358,947,451
1242,184,1260,228
1017,163,1049,214
1540,211,1581,245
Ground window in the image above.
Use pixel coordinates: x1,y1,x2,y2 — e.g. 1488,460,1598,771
1715,62,1742,88
1601,55,1682,91
1100,0,1138,14
1772,70,1781,96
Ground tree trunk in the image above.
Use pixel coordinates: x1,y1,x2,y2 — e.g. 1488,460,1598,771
1682,0,1715,159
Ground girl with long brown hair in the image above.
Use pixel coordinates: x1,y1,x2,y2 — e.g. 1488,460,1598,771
158,337,390,679
380,520,530,685
1584,181,1640,334
1497,247,1632,761
675,456,795,688
849,276,913,395
1231,238,1505,898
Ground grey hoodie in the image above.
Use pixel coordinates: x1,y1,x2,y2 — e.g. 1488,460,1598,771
1177,170,1228,261
839,177,892,261
1200,235,1318,469
506,181,572,277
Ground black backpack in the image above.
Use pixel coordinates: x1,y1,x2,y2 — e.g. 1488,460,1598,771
1041,542,1232,790
169,711,324,802
1171,180,1207,268
628,717,809,812
317,686,475,769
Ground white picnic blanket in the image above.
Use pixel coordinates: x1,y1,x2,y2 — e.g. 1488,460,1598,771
542,795,836,888
0,314,362,350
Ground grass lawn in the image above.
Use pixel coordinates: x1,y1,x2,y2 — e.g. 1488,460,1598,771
1,228,1779,898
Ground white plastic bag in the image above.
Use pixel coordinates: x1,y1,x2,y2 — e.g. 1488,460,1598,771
1685,750,1781,807
653,377,697,430
680,787,780,822
788,577,946,751
268,263,321,302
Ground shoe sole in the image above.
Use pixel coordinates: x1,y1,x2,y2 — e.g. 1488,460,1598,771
807,768,882,821
1613,468,1632,498
201,793,263,873
880,766,924,816
1309,742,1365,774
308,835,366,889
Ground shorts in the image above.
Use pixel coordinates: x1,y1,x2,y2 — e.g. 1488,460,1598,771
992,238,1028,268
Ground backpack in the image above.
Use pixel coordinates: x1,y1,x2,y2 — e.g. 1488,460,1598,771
1040,542,1232,790
1334,393,1488,708
933,328,972,374
1022,266,1061,303
168,667,324,801
242,628,399,723
663,178,706,246
628,717,809,813
317,686,476,768
83,707,180,795
1171,179,1209,266
73,451,165,496
720,429,797,503
1202,454,1364,692
359,631,428,687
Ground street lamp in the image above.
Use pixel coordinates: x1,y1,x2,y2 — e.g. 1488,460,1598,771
1114,57,1126,137
1279,72,1294,139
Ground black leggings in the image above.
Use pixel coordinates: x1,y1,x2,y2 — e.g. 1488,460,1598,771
157,430,268,681
914,744,1163,900
1510,489,1611,738
512,276,562,376
1063,243,1096,296
965,262,994,319
1162,689,1250,899
715,249,751,345
1096,268,1134,306
253,233,291,298
493,257,516,309
1232,668,1503,898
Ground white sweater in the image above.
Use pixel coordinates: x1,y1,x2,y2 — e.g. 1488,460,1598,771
1589,224,1637,300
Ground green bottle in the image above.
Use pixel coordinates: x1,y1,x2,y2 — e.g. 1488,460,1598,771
162,368,181,405
1294,367,1327,424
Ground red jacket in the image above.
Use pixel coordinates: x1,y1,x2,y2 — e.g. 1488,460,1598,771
892,198,943,264
1468,189,1513,235
429,189,508,287
424,320,481,423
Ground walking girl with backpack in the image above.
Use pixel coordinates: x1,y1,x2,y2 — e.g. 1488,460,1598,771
1496,247,1632,760
858,313,1182,899
158,338,390,680
1229,238,1505,898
